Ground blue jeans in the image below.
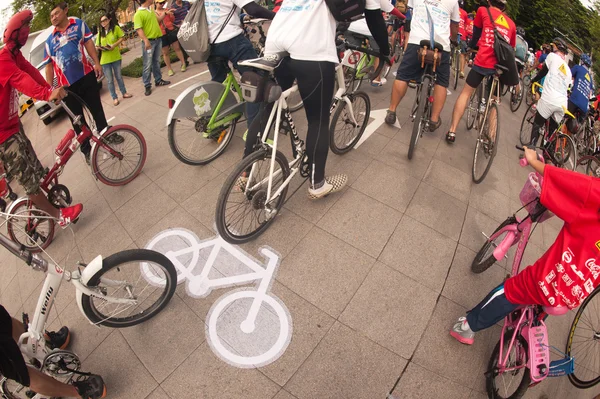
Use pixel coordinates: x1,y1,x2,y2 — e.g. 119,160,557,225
102,60,128,100
142,38,163,88
207,33,259,130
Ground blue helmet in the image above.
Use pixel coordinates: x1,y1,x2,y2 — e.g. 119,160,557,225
581,53,592,66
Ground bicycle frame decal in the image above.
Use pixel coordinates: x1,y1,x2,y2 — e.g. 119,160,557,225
143,228,292,368
193,87,211,116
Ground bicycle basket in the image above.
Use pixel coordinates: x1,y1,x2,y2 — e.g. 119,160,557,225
519,172,552,222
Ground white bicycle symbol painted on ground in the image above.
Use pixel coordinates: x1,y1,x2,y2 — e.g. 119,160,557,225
141,228,292,368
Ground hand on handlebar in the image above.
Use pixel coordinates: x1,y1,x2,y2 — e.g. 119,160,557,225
49,86,67,103
523,146,539,166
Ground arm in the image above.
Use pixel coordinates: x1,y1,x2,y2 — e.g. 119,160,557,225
390,8,405,19
469,26,481,49
156,10,167,22
365,9,390,56
243,2,275,19
16,53,51,88
83,39,103,78
532,63,548,84
524,146,545,175
45,63,54,86
9,68,55,102
137,28,151,50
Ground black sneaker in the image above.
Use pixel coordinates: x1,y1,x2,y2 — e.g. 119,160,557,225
44,326,70,350
156,80,170,86
73,374,107,399
83,151,91,165
105,134,124,145
145,86,152,96
385,110,396,125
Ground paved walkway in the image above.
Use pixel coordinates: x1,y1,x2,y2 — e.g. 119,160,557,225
1,60,596,399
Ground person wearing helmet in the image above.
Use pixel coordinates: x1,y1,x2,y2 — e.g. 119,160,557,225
567,53,594,135
528,37,572,146
0,10,83,227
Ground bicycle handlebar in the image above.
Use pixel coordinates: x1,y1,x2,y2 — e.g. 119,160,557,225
337,39,388,80
0,232,48,272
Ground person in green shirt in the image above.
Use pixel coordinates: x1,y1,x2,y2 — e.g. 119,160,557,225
134,0,170,96
96,15,133,106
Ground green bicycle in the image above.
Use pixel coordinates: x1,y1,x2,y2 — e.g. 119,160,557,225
342,33,392,92
167,57,246,165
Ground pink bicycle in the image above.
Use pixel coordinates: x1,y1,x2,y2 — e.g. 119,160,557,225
470,148,600,398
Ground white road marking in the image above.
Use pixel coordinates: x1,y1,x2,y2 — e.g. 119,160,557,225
355,108,401,148
107,116,115,124
168,70,210,89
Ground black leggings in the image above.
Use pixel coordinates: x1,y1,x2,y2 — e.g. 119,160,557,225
245,59,335,185
530,111,558,147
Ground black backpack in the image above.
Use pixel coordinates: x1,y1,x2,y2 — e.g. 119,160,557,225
325,0,366,22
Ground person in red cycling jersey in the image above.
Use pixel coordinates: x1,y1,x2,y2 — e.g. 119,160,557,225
0,10,82,226
457,0,469,78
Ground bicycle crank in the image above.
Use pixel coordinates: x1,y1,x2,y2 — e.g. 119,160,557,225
43,350,81,377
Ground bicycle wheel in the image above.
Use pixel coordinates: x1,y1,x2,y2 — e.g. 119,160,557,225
466,90,478,130
519,104,536,146
501,83,509,97
287,79,304,112
409,77,430,160
471,216,517,273
510,81,524,113
7,198,55,253
330,91,370,154
550,133,577,171
452,50,460,91
91,125,147,186
487,332,531,399
566,286,600,389
81,249,177,328
216,149,290,244
472,102,499,183
585,155,600,177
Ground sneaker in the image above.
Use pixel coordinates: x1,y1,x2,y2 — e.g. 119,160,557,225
145,86,152,96
58,203,83,228
44,326,70,350
307,174,347,200
73,374,107,399
450,316,475,345
83,151,91,165
105,133,124,145
168,69,174,77
181,64,187,72
156,80,170,86
459,71,465,79
385,110,396,125
234,175,248,192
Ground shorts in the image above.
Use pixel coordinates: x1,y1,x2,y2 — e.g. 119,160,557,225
161,30,179,48
537,97,565,123
404,19,411,33
0,305,30,387
396,43,450,88
345,31,380,53
0,130,44,195
465,64,496,88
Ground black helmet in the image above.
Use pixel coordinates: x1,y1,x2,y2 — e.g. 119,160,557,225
516,27,525,37
553,37,568,54
458,0,464,7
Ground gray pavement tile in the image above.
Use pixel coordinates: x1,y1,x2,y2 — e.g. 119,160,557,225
259,282,335,386
434,129,477,176
120,294,204,383
139,132,180,182
77,213,133,263
273,389,299,399
156,162,220,204
468,180,511,223
83,331,158,399
352,160,420,213
97,172,153,212
393,123,443,154
317,188,402,258
58,300,112,361
207,136,248,174
285,322,407,399
115,183,178,241
378,138,435,180
161,341,281,399
354,133,392,157
144,387,170,399
276,227,375,318
16,262,46,303
542,222,560,249
423,158,472,203
391,362,469,399
340,262,438,359
182,172,227,230
442,244,506,309
468,389,488,398
379,215,457,293
70,190,113,242
406,182,468,241
283,181,345,225
481,162,513,195
0,253,18,294
521,242,546,269
459,206,504,256
325,152,371,186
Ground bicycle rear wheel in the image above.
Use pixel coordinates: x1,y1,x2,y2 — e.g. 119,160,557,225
487,332,531,399
472,102,499,183
566,286,600,389
81,249,177,328
510,81,524,113
471,216,517,273
216,149,290,244
501,83,509,97
585,155,600,177
330,91,370,154
550,133,577,171
408,77,430,160
466,90,478,130
7,199,55,253
519,104,536,146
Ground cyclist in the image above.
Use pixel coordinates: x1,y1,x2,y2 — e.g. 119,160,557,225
566,53,594,135
451,146,600,344
0,305,106,398
384,0,460,129
514,26,528,96
457,0,468,79
527,38,571,147
445,0,516,143
0,10,82,227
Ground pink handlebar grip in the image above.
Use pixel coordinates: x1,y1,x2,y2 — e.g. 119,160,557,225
519,157,529,167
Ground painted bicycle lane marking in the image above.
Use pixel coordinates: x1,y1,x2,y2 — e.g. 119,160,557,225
142,228,292,369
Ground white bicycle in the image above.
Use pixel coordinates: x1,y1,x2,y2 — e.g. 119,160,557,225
144,228,292,368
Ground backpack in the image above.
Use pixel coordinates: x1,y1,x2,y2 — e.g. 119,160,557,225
515,36,527,63
484,7,519,86
325,0,366,22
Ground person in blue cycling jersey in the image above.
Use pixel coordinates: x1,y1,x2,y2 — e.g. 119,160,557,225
567,53,595,134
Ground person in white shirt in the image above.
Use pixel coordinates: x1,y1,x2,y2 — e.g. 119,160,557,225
384,0,459,129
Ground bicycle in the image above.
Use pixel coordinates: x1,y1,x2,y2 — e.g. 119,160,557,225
450,35,462,91
471,152,596,399
0,222,177,398
387,15,406,64
341,33,392,92
215,44,381,244
6,95,147,252
509,78,524,113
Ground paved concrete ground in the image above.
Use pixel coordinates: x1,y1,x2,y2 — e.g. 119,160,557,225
1,58,597,399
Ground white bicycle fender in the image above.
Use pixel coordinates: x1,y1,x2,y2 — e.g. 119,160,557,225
75,254,104,319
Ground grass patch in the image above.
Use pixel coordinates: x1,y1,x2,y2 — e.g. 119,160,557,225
120,47,130,55
121,51,180,78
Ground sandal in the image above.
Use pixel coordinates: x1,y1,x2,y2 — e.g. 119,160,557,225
371,78,387,87
113,99,119,106
429,117,442,132
446,131,456,143
123,93,133,99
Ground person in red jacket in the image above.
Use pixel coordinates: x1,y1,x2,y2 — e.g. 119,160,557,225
0,10,82,226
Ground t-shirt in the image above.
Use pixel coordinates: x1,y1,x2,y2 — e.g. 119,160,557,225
538,52,547,69
540,52,571,109
349,0,395,36
515,34,527,63
157,10,175,34
466,18,473,39
407,0,460,52
0,49,53,144
96,25,124,65
43,17,95,87
458,8,468,38
505,166,600,310
570,64,594,114
206,0,253,44
473,6,516,70
134,7,163,40
265,0,338,64
171,0,191,27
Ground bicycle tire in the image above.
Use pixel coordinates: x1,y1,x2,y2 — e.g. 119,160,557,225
466,90,478,130
91,125,147,186
566,286,600,389
216,149,290,244
501,83,509,97
168,117,237,165
471,216,517,273
330,91,371,155
551,133,577,171
510,81,524,113
585,155,600,177
452,50,459,91
525,86,534,106
472,102,500,184
486,332,531,399
7,198,55,253
409,76,430,160
81,249,177,328
410,84,421,119
519,104,536,146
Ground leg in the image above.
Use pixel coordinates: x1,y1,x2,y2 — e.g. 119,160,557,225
530,111,547,147
152,39,163,84
388,44,421,115
228,34,260,129
112,60,129,96
141,45,152,89
162,45,173,72
429,84,447,124
102,63,117,100
389,79,409,111
448,83,476,132
172,41,186,65
428,48,452,128
28,368,81,398
76,73,108,155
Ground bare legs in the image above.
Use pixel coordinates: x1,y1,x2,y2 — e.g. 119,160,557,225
389,79,447,123
449,83,476,133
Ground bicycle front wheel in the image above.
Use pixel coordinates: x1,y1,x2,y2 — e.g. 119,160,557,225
7,199,55,253
487,332,531,399
472,102,499,184
81,249,177,328
519,104,536,146
510,81,524,113
471,216,516,273
452,50,460,90
551,133,577,171
91,125,147,186
409,77,430,160
466,90,478,130
566,286,600,389
330,91,370,154
216,149,290,244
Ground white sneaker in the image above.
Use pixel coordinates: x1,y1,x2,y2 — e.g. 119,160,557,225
307,174,347,200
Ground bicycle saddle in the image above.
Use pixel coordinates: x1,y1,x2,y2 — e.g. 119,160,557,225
238,52,288,72
419,39,443,51
350,32,371,42
543,306,569,316
494,64,509,74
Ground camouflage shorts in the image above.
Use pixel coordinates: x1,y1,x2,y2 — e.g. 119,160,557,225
0,130,45,195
